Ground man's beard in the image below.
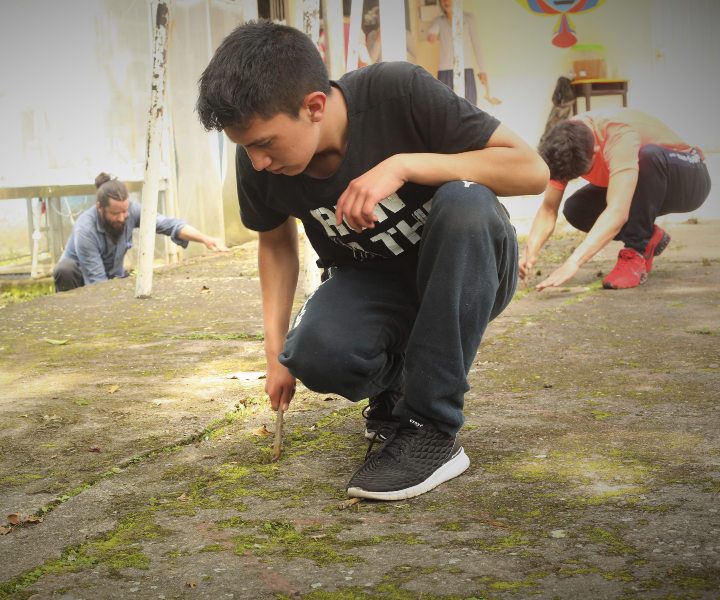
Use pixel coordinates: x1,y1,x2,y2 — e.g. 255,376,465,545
100,211,126,241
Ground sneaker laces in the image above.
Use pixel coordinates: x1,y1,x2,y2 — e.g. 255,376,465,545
364,423,421,462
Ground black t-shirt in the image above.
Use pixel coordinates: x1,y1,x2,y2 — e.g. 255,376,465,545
236,62,500,268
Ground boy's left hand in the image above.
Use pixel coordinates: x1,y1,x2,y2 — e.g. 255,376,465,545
536,259,579,291
335,156,406,233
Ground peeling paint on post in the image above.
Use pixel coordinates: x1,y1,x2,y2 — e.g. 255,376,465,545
451,0,464,99
302,0,323,296
302,0,320,47
136,2,170,299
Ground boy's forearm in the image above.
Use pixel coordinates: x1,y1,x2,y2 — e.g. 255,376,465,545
258,220,300,362
397,149,548,197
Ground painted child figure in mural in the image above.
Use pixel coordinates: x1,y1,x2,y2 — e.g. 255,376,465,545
196,21,548,500
522,108,711,290
427,0,487,105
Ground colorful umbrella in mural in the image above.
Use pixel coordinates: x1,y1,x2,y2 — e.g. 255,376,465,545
515,0,608,48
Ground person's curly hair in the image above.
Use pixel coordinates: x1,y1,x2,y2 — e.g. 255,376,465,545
538,120,595,183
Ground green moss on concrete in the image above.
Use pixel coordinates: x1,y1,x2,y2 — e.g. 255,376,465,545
583,527,637,555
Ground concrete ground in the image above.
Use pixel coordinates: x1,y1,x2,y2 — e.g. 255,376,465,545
0,217,719,600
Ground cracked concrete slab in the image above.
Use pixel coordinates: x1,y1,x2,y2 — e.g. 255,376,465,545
1,219,719,600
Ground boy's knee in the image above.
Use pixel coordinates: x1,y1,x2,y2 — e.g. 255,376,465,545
280,329,368,397
431,182,505,232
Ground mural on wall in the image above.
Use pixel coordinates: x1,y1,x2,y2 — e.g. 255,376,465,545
515,0,608,48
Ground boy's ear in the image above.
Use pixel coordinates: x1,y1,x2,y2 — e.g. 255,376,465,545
303,91,328,122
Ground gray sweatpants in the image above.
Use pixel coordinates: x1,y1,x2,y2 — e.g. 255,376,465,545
279,181,518,435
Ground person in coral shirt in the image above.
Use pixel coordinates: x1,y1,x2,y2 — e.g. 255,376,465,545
522,108,711,289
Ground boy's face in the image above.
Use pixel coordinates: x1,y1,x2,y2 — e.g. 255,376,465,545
225,110,321,177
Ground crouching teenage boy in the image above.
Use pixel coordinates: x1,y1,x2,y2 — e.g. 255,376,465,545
197,22,548,500
523,108,711,290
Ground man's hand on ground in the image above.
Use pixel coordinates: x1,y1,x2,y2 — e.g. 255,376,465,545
265,361,296,412
204,237,231,252
335,156,406,233
536,259,579,291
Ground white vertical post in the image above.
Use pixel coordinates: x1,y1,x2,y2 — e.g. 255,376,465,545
136,1,171,299
451,0,464,98
302,0,323,295
346,0,363,72
322,0,345,79
378,0,406,62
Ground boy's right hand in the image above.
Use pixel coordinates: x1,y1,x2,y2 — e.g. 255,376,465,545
265,360,296,412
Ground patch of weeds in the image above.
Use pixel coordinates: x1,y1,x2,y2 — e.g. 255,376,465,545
668,303,687,308
0,511,173,598
476,570,549,593
460,532,529,553
669,567,720,591
440,521,470,532
171,332,264,341
583,527,637,555
603,570,635,581
163,549,190,558
198,544,226,553
0,474,42,486
230,519,426,567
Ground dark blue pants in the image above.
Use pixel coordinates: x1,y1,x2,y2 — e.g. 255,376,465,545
279,182,518,435
563,145,711,254
438,69,477,106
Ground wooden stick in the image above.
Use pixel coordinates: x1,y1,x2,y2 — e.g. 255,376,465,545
272,407,284,461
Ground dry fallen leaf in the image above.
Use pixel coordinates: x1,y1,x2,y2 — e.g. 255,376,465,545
177,493,189,502
23,516,43,524
202,455,218,459
17,415,28,418
226,371,266,381
7,513,22,525
186,581,196,589
43,338,68,345
271,466,279,470
88,447,101,452
311,534,326,541
338,498,361,510
108,385,120,394
199,286,211,294
252,425,272,436
50,455,58,459
0,527,10,535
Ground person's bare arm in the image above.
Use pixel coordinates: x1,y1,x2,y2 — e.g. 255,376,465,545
258,217,300,411
336,124,549,232
178,225,230,252
519,185,564,279
536,170,638,290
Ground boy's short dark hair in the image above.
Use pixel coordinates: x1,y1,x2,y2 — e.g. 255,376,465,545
538,120,596,183
196,20,331,131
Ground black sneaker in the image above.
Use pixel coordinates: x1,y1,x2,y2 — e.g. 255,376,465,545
362,389,402,440
346,417,469,501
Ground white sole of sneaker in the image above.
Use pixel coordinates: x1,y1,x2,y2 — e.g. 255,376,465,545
346,448,470,501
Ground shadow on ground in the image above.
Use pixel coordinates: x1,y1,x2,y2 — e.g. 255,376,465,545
1,220,719,600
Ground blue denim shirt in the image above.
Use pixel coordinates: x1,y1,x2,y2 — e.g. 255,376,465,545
61,200,188,285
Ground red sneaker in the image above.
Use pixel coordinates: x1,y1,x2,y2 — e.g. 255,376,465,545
643,225,671,272
603,249,647,289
